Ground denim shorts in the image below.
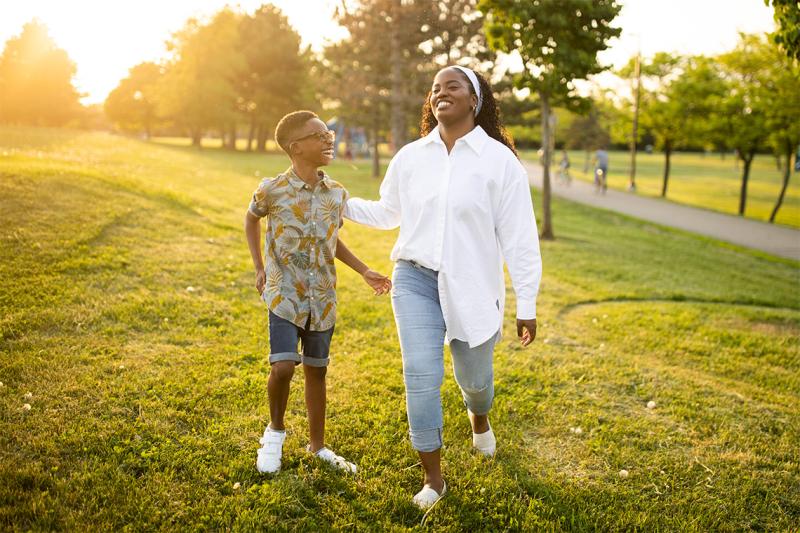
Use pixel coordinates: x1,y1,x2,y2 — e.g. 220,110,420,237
268,310,334,367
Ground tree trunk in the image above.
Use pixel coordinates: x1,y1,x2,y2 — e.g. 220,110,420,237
770,142,795,223
257,124,269,152
738,150,754,216
144,113,152,140
370,113,381,178
539,93,554,240
661,141,672,197
389,0,406,152
191,129,202,148
226,124,237,150
371,123,380,178
247,116,256,152
629,54,640,191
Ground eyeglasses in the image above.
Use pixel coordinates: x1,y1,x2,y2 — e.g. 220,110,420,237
291,130,335,144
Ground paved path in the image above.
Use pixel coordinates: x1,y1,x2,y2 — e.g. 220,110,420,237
523,161,800,261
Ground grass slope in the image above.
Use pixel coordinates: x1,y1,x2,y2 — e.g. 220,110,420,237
1,127,798,531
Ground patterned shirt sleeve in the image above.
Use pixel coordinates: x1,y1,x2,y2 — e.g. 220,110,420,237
248,179,271,218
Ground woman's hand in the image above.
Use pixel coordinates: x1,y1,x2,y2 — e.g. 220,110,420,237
516,318,537,346
362,269,392,295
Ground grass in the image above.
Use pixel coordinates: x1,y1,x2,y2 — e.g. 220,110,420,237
519,149,800,228
1,126,799,531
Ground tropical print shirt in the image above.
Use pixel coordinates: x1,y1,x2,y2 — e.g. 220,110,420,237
248,167,348,331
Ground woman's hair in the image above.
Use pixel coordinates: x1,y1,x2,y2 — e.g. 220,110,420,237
419,68,517,157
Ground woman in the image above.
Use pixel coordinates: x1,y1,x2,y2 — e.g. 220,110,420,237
345,66,542,509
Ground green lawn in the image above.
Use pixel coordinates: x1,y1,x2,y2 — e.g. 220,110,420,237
2,127,799,531
520,149,800,228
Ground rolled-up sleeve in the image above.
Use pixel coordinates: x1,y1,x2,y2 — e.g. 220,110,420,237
495,160,542,319
248,179,271,218
344,153,402,229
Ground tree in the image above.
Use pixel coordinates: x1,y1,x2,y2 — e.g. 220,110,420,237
717,35,774,216
765,0,800,61
762,39,800,222
335,1,434,151
238,5,311,152
617,51,682,190
0,20,81,125
639,55,725,197
565,98,611,171
157,9,244,147
479,0,622,240
322,3,395,177
104,62,163,138
420,0,494,67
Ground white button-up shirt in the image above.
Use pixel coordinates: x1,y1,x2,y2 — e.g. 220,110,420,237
344,125,542,348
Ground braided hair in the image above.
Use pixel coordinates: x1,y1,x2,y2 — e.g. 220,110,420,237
419,68,517,157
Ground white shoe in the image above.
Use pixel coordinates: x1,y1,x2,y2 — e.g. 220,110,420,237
256,426,286,473
469,410,496,457
473,426,496,457
309,446,357,473
412,481,447,510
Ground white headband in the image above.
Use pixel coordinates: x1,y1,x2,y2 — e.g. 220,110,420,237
451,65,482,116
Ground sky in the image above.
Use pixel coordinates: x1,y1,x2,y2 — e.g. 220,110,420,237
0,0,777,105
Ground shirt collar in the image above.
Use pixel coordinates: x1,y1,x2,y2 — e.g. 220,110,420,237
420,125,489,155
420,126,444,146
285,167,330,190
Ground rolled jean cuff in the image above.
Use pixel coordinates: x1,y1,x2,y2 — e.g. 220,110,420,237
269,351,301,365
300,355,330,367
409,427,443,452
463,397,493,417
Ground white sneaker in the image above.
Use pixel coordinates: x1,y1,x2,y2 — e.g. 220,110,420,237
412,481,447,510
469,410,496,457
309,446,357,473
473,426,496,457
256,426,286,473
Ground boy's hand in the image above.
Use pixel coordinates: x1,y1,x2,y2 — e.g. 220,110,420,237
362,269,391,295
255,268,266,294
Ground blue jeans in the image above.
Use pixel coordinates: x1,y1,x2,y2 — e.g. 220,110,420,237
392,260,498,452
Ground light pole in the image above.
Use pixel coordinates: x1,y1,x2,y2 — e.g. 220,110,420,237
629,49,641,192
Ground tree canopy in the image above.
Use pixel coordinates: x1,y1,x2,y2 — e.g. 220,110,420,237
0,20,82,126
479,0,622,239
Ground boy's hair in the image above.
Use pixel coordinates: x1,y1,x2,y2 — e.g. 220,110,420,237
275,110,318,154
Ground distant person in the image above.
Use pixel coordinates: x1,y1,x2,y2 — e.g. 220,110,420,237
345,66,542,509
593,147,609,194
557,149,571,186
244,110,391,475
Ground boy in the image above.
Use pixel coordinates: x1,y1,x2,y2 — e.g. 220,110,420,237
244,110,390,474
